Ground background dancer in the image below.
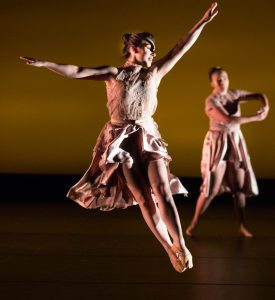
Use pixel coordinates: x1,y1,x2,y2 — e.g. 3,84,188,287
186,66,269,237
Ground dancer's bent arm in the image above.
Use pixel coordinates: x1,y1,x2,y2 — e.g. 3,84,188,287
239,92,269,114
207,103,268,126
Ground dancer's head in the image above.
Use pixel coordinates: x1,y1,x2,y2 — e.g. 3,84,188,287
122,32,156,67
209,66,229,92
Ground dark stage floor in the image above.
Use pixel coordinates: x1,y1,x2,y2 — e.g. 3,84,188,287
0,175,274,299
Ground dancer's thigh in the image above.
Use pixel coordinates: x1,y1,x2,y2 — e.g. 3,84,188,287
122,163,155,210
225,162,245,192
208,161,227,196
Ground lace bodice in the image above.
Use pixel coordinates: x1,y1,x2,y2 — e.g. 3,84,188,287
105,67,158,121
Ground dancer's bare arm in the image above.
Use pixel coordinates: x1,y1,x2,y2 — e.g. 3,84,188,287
207,103,268,126
239,92,269,115
153,2,218,81
20,56,118,80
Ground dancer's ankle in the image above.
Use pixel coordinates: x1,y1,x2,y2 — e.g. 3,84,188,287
185,223,196,237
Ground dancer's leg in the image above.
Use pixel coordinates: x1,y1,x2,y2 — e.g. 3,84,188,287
122,163,188,272
119,132,189,272
147,159,184,249
186,162,227,236
227,163,253,237
122,163,172,252
147,158,193,270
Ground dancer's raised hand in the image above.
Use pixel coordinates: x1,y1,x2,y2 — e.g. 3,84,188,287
201,2,219,24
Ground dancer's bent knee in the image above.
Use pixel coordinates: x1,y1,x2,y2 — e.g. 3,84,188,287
151,182,173,203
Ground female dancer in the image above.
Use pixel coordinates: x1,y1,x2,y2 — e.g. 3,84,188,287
186,67,269,237
20,2,218,273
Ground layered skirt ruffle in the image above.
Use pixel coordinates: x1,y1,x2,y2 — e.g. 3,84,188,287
67,118,188,211
200,130,258,197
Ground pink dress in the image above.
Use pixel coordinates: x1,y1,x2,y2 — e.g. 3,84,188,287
67,66,188,210
200,89,259,197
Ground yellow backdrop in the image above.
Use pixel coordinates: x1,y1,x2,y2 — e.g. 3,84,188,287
1,0,275,177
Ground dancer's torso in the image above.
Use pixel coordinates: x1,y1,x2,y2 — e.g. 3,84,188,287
105,67,158,122
206,89,244,132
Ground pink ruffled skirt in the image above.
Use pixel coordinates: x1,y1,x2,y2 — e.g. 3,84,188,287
67,118,187,211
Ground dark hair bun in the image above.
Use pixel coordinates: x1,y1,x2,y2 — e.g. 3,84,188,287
208,66,223,81
122,33,132,44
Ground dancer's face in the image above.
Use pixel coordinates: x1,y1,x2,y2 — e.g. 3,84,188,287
133,41,156,67
210,70,229,92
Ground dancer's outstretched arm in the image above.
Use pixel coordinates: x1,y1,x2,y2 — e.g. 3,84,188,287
20,56,118,80
153,2,218,81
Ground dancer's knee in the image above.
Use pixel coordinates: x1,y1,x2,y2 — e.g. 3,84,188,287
208,189,219,199
134,193,147,206
200,199,211,214
151,181,173,205
134,192,155,211
199,192,216,214
234,191,246,208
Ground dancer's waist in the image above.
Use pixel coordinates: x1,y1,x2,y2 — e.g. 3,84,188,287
110,117,154,125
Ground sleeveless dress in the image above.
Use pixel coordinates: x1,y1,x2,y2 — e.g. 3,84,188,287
67,66,188,211
200,89,259,197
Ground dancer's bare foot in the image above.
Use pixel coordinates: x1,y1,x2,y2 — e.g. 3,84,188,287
239,224,253,238
185,223,196,237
